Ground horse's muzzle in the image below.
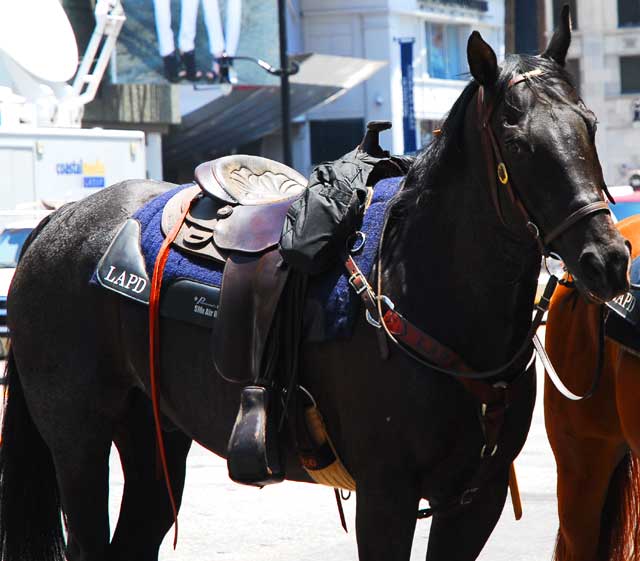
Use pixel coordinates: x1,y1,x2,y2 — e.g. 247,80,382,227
577,240,630,301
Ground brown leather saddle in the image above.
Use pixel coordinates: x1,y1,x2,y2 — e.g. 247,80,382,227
161,155,307,385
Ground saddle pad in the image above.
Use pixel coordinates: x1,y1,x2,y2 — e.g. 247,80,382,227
606,255,640,356
91,184,224,329
92,177,403,339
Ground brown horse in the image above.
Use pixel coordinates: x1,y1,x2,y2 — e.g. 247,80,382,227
545,215,640,561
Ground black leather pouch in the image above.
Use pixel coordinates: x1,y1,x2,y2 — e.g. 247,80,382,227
227,385,285,487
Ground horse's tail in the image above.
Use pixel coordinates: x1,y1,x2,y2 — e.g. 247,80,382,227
597,451,640,561
0,349,65,561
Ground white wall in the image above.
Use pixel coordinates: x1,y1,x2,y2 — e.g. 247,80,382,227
300,0,506,155
546,0,640,184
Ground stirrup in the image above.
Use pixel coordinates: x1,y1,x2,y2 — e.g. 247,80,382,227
227,385,285,487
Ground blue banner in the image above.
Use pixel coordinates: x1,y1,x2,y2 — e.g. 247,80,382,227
399,39,417,154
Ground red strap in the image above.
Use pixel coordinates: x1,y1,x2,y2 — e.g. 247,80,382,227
344,255,470,372
382,308,471,372
149,190,199,548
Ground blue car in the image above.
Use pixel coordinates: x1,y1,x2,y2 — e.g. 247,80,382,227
610,190,640,221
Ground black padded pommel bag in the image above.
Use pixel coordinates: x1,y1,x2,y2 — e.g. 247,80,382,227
280,148,413,275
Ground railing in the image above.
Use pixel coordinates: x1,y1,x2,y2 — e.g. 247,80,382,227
421,0,489,12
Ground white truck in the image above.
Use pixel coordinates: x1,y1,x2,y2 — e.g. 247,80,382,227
0,128,145,227
0,0,146,214
0,0,147,352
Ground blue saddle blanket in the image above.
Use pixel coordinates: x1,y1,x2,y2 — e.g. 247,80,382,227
99,176,402,340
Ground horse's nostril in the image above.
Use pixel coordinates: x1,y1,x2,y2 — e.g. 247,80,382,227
579,250,605,285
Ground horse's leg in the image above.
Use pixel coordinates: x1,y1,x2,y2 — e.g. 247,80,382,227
110,390,192,561
49,424,113,561
424,466,509,561
355,481,420,561
551,437,622,561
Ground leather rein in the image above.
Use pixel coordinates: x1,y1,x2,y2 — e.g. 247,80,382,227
346,68,610,393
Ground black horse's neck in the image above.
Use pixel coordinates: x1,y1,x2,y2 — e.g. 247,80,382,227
382,90,540,373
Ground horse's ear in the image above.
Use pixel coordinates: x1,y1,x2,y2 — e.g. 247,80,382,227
467,31,498,88
542,4,572,66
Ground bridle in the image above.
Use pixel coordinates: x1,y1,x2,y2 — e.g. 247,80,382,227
345,67,607,393
477,68,612,257
341,68,611,518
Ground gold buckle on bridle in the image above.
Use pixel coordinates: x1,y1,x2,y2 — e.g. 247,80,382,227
497,163,509,185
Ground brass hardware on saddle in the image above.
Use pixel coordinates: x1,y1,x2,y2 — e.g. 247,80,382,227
217,205,233,218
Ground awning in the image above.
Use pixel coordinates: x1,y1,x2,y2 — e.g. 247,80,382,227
163,54,386,170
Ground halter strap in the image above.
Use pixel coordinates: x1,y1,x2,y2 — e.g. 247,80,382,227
477,71,611,255
543,201,610,246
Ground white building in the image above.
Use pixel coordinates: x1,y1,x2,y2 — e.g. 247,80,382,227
293,0,505,171
546,0,640,185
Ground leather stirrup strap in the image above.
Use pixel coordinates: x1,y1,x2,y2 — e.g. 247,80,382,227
149,190,200,548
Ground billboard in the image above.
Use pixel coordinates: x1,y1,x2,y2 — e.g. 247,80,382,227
64,0,279,85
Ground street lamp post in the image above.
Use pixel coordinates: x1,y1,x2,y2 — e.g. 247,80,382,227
217,3,298,166
277,0,292,167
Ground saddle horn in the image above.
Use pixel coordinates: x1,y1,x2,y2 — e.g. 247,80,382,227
359,120,392,158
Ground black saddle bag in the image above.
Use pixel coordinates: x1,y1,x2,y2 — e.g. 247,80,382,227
227,386,285,487
279,123,414,275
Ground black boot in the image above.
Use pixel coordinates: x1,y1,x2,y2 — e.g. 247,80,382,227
217,54,237,84
163,51,181,83
180,50,203,82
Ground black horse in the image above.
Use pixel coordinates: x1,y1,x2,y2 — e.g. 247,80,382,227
0,13,630,561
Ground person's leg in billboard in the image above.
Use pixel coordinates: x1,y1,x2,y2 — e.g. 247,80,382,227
224,0,242,56
153,0,180,82
178,0,202,81
221,0,242,83
201,0,224,81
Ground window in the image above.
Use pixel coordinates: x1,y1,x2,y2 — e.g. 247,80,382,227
425,22,469,80
419,119,442,148
619,0,640,27
310,119,364,165
435,0,489,11
552,0,578,29
0,228,31,268
621,56,640,93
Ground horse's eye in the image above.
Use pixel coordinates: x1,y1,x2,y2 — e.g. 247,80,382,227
503,113,520,127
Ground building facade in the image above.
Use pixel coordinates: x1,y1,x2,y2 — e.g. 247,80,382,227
545,0,640,185
294,0,505,172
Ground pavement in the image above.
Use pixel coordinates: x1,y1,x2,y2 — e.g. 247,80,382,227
103,345,558,561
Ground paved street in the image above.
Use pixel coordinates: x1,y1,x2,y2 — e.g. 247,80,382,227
0,345,558,560
102,345,559,561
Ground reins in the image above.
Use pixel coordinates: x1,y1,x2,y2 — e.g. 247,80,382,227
148,190,200,548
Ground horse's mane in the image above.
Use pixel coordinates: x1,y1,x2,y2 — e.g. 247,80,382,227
392,54,580,215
